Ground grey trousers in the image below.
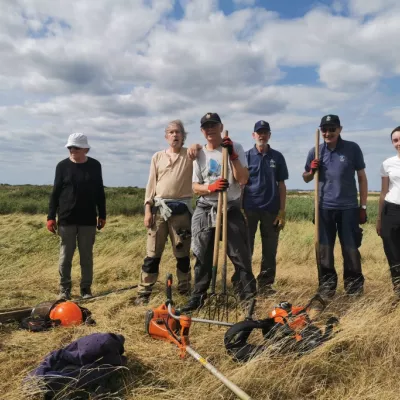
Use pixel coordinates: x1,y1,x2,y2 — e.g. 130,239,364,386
58,225,96,290
191,203,256,299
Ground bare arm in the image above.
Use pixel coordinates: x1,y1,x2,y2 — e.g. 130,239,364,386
144,156,157,206
278,181,286,211
357,169,368,206
376,177,389,236
193,182,211,196
302,170,315,183
187,144,202,161
231,159,249,185
144,156,157,228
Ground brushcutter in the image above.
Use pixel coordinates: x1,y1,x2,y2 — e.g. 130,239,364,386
206,130,239,322
145,274,252,400
225,294,339,362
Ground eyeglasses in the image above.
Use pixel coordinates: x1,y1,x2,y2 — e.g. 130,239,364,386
321,126,337,133
255,130,271,135
67,146,82,150
201,122,218,129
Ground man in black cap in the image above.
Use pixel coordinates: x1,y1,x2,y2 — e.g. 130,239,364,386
181,113,256,312
303,115,368,298
242,120,288,296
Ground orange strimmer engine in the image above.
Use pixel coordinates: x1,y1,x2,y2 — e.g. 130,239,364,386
145,275,192,357
268,295,327,342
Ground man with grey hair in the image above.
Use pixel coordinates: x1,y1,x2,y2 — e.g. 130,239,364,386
242,120,288,296
134,120,198,305
47,133,106,300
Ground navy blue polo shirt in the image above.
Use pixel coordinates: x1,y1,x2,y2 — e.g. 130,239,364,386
305,136,365,209
243,145,289,213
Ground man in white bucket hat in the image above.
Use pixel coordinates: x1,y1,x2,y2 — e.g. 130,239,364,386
47,133,106,300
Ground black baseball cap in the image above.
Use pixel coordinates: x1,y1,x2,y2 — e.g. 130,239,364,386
254,120,271,132
320,115,341,127
200,112,222,127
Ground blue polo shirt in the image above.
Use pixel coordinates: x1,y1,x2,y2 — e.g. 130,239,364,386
243,145,288,213
305,136,365,209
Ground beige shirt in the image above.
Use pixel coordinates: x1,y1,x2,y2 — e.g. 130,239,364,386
144,147,193,205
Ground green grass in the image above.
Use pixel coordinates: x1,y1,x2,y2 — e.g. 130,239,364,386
0,184,380,222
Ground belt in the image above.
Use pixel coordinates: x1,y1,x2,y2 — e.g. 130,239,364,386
385,201,400,209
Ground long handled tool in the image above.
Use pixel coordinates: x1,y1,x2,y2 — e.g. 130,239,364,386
314,129,320,281
207,131,238,322
145,275,252,400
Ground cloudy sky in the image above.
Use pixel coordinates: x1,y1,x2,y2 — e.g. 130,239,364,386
1,0,399,190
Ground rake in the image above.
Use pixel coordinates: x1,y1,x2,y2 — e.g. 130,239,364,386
206,130,239,322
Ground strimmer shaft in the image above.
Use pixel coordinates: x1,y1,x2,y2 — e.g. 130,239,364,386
186,345,252,400
168,304,233,327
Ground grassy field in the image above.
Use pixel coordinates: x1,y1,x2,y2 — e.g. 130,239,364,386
0,184,381,222
1,204,400,399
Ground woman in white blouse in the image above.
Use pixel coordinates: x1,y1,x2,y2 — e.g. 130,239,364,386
377,126,400,295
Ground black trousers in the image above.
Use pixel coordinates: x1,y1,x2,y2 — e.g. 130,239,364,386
381,201,400,289
245,209,279,286
318,208,364,295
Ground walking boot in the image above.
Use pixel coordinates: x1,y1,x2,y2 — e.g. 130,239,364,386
58,288,71,300
80,287,93,299
180,295,206,313
133,294,150,306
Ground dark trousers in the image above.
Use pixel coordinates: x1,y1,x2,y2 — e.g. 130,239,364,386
190,204,256,299
381,201,400,290
318,208,364,294
245,209,279,286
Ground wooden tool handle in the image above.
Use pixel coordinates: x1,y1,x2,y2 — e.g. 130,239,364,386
314,129,320,262
221,131,229,293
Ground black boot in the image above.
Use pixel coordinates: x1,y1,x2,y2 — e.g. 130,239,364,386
180,295,206,313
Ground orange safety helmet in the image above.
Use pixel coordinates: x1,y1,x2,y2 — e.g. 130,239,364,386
49,301,83,326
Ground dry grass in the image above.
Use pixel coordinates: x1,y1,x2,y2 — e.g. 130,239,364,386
0,214,399,400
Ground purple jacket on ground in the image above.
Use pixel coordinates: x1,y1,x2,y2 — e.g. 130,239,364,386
26,333,127,395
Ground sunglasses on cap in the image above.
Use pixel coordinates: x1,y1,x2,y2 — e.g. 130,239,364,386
67,146,82,150
321,126,338,133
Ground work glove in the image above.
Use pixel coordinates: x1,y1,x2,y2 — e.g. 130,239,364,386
47,219,57,234
97,218,106,230
359,208,367,225
221,137,239,161
310,159,320,173
273,210,286,231
208,178,229,193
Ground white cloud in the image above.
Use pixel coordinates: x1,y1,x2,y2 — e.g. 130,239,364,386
319,60,380,90
0,0,399,190
349,0,400,16
385,107,400,122
233,0,256,6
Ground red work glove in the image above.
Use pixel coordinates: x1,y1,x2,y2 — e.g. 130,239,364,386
359,208,367,225
97,218,106,230
221,137,239,161
310,159,320,173
47,219,57,234
208,178,229,193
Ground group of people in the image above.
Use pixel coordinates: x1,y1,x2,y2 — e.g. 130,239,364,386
46,114,400,307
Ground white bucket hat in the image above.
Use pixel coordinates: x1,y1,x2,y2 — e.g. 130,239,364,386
65,133,91,149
